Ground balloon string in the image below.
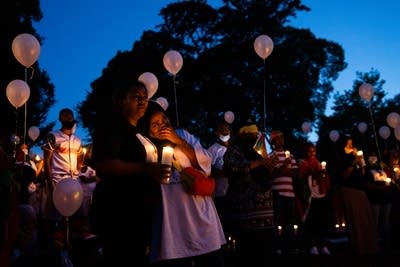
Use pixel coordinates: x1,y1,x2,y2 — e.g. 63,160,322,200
173,75,179,127
66,216,70,248
29,66,35,80
24,68,28,144
369,103,381,163
14,109,18,160
263,58,266,133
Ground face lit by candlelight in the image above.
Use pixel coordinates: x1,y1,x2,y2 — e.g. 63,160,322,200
149,111,171,139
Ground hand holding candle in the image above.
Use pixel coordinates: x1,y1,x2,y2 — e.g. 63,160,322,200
161,146,174,184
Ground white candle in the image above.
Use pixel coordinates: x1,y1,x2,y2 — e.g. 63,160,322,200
356,150,363,156
285,150,290,158
321,161,327,170
35,154,41,162
161,146,174,165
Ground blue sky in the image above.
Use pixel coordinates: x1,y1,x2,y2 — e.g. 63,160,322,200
33,0,399,146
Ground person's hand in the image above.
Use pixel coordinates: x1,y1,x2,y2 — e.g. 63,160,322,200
283,157,292,166
145,162,172,183
155,127,181,144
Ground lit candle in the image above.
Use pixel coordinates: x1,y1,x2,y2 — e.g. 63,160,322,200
161,146,174,165
356,150,363,157
161,146,174,184
321,161,327,170
384,177,392,185
35,154,41,162
285,150,290,158
82,147,87,161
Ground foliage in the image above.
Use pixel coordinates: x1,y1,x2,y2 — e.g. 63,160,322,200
317,69,400,171
78,0,347,152
0,0,55,157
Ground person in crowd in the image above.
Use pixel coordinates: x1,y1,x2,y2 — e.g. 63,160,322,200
297,143,332,255
363,150,395,252
0,144,18,267
41,108,86,264
268,130,299,254
145,108,226,267
90,80,166,266
42,108,84,222
43,108,83,186
223,121,275,263
383,149,400,250
14,144,44,214
339,137,379,255
207,118,231,234
15,143,44,179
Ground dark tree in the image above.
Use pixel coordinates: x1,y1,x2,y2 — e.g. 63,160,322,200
0,0,55,156
78,0,347,151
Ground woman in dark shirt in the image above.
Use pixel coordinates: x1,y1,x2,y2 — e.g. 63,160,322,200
91,80,165,266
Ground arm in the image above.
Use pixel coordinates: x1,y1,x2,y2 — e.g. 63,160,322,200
42,146,53,181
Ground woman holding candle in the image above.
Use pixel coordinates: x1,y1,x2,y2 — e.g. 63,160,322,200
298,143,332,255
339,137,379,255
90,80,167,266
145,109,226,267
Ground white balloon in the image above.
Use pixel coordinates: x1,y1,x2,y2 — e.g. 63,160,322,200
357,122,368,133
224,111,235,124
386,112,400,129
28,126,40,142
254,34,274,60
53,178,83,217
138,72,158,99
155,97,169,111
12,33,41,67
379,126,391,140
329,130,340,142
301,121,312,133
6,79,30,108
163,50,183,75
358,83,374,102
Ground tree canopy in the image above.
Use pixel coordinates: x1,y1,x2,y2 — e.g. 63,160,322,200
2,0,399,163
78,0,347,152
0,0,55,156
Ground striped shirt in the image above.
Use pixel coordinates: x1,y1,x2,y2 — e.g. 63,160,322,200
269,150,298,197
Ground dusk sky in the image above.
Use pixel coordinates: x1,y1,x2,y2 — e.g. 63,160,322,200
33,0,399,146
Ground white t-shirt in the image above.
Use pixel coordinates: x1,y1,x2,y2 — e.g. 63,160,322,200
149,129,226,262
47,130,82,183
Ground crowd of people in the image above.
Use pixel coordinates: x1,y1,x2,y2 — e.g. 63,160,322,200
1,80,400,267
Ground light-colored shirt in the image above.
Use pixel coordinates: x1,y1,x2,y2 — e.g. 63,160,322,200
149,129,226,262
